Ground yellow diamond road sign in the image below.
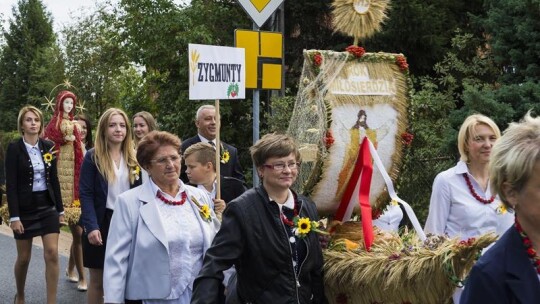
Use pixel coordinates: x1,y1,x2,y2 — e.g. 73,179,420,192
237,0,284,27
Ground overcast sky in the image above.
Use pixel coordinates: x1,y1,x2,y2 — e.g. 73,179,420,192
1,0,97,31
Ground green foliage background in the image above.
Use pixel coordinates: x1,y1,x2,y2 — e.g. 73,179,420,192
1,0,539,221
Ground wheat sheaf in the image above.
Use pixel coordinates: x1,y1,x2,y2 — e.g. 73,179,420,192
331,0,390,44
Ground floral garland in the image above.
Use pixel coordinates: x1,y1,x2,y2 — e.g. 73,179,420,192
308,47,410,76
401,132,414,146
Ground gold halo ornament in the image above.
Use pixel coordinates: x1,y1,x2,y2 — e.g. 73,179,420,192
331,0,390,44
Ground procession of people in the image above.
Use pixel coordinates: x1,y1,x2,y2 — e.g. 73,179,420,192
3,94,539,303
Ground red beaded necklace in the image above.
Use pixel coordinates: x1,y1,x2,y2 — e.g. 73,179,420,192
280,200,299,227
515,218,540,275
157,191,187,206
462,173,495,204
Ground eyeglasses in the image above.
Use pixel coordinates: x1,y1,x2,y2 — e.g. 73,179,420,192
151,154,181,166
262,162,300,171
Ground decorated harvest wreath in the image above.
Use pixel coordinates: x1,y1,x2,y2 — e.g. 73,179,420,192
285,0,499,303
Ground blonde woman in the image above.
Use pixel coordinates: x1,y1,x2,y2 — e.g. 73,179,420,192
7,106,64,304
425,114,514,303
133,111,158,146
80,108,142,304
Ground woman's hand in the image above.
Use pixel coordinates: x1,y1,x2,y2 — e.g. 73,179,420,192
88,229,103,246
59,214,67,227
10,220,24,235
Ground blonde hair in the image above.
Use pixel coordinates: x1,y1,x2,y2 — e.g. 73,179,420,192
133,111,158,145
17,106,44,136
457,114,501,163
94,108,138,184
183,142,216,171
490,112,540,208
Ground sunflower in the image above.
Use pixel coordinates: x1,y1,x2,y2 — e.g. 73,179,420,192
221,150,230,164
296,217,312,235
43,152,53,162
331,0,390,43
200,204,211,221
132,166,141,180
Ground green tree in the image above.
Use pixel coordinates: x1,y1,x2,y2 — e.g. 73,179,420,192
0,0,64,131
62,4,132,119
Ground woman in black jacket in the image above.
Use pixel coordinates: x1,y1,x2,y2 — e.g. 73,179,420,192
192,133,327,304
6,106,64,304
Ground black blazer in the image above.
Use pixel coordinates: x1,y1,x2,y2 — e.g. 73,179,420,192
461,226,540,304
5,138,63,218
180,135,244,183
188,175,247,205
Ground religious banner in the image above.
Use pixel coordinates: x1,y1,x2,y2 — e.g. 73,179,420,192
287,48,411,216
188,44,246,100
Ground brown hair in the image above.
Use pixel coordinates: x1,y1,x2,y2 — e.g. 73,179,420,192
137,131,181,169
250,133,301,168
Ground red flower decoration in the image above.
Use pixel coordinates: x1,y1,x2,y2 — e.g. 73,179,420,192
524,239,532,246
527,248,537,256
345,45,366,58
401,132,414,146
313,53,322,66
324,129,335,149
395,55,409,72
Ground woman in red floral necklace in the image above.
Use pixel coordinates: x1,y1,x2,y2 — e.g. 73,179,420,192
424,114,514,303
461,112,540,303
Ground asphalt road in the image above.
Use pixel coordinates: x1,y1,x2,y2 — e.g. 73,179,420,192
0,225,88,304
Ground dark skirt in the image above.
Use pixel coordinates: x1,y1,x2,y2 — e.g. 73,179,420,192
82,208,113,269
14,191,59,240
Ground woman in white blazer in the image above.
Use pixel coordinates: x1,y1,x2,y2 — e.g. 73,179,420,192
103,131,221,304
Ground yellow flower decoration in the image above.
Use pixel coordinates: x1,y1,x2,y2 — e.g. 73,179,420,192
191,195,212,222
390,199,398,206
132,166,141,181
43,152,54,167
200,204,211,222
221,150,230,164
496,203,507,215
72,199,81,208
296,217,312,235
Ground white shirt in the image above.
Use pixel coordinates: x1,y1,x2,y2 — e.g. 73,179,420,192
23,139,47,192
106,155,130,210
197,134,215,146
147,179,204,304
373,204,403,233
424,161,514,240
197,180,217,200
271,189,294,212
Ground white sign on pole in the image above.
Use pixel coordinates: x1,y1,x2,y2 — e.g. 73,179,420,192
237,0,284,28
189,44,246,100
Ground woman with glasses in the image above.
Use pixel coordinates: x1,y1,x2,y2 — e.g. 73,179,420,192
80,108,142,304
103,131,220,303
192,133,327,304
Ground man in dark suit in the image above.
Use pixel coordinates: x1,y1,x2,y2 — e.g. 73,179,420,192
180,104,244,183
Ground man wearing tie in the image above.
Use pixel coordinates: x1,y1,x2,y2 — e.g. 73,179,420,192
180,104,244,183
